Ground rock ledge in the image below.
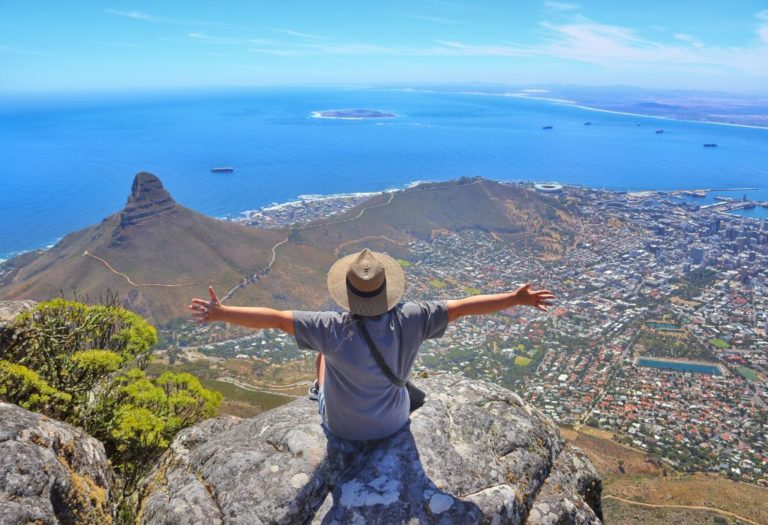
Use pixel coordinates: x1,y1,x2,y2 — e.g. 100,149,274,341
140,374,602,524
0,402,115,524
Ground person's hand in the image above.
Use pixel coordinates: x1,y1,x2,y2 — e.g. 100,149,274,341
513,283,555,311
189,286,225,323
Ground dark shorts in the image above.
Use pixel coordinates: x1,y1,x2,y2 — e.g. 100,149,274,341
319,397,410,490
317,386,408,442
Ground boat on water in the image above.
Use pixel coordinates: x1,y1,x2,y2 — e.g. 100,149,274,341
703,143,718,148
542,125,553,130
584,122,592,126
211,167,234,173
655,130,664,134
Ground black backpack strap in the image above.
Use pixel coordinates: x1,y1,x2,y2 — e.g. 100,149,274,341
354,316,406,388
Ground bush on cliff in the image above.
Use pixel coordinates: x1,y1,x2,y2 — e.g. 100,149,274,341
94,368,221,487
0,298,222,521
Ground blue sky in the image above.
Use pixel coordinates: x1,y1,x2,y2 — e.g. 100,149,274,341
1,1,767,92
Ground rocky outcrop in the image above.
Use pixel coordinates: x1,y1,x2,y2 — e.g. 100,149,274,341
0,300,36,365
140,374,602,524
119,172,178,228
0,299,35,328
0,402,115,525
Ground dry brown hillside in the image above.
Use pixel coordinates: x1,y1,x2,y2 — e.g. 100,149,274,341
0,174,575,324
0,173,284,323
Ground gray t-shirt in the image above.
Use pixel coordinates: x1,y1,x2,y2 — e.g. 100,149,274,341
293,300,448,441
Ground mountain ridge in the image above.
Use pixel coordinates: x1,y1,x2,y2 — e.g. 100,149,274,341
0,173,285,323
0,174,575,324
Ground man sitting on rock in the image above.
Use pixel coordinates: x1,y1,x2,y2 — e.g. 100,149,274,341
189,248,554,442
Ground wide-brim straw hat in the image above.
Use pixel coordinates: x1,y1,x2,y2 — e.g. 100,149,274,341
327,248,405,316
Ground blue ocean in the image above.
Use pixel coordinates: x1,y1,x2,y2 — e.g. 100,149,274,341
2,87,768,260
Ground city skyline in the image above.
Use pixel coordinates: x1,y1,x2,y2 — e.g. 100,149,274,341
1,0,767,93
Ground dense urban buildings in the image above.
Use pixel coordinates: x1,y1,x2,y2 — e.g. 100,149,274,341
174,183,768,485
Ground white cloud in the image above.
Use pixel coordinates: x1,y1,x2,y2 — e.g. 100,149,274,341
544,1,579,11
149,8,768,80
434,40,531,57
105,9,152,20
530,18,768,75
0,45,48,56
188,33,249,45
756,10,768,44
673,33,697,43
250,43,400,56
673,33,704,49
100,42,150,48
395,13,460,24
271,28,326,40
105,8,257,30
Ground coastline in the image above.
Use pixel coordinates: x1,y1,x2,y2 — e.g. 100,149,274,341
3,178,765,262
310,111,367,121
562,100,768,131
390,87,768,130
0,242,58,267
234,178,435,219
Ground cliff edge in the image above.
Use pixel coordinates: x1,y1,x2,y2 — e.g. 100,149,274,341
139,374,602,524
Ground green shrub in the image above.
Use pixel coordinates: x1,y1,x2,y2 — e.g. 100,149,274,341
0,360,71,415
1,298,157,424
0,298,220,523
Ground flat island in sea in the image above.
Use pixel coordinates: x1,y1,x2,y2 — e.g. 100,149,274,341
311,109,396,120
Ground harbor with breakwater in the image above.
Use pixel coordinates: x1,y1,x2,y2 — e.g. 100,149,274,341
669,187,768,217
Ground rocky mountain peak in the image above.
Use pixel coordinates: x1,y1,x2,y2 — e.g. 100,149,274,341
129,172,173,204
120,172,177,227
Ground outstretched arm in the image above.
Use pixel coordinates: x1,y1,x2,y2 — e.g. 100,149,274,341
189,287,295,335
446,283,555,323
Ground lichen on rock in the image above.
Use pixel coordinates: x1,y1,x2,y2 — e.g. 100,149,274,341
139,374,603,524
0,402,115,524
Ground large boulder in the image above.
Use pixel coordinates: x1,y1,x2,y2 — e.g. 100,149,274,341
0,402,115,525
139,374,602,524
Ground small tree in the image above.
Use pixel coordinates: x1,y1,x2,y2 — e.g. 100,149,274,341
1,298,157,424
92,368,221,518
0,360,71,415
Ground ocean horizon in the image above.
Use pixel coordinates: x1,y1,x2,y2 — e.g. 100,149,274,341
2,87,768,260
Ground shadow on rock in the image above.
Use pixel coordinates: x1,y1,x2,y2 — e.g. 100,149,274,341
139,375,603,524
310,422,482,523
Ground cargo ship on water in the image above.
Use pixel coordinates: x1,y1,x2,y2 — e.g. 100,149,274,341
211,167,234,173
